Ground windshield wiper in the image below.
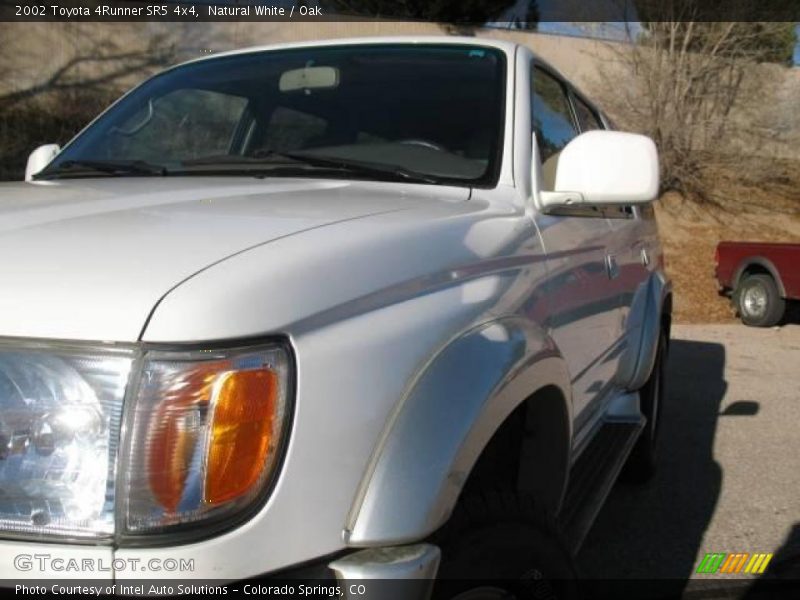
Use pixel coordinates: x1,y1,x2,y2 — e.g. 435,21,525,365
36,159,168,179
285,152,442,185
182,151,306,167
180,151,440,185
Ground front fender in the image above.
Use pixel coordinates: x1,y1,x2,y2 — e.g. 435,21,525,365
345,317,572,546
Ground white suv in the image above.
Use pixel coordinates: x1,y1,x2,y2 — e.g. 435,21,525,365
3,37,670,597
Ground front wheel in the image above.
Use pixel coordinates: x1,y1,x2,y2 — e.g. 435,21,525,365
434,491,578,600
735,274,785,328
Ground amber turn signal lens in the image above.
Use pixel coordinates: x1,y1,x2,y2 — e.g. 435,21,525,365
203,368,278,505
124,345,289,535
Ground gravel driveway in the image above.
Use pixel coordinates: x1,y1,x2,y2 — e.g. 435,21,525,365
578,323,800,593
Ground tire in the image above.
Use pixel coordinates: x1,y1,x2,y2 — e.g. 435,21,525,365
735,274,785,328
621,333,667,483
434,490,578,600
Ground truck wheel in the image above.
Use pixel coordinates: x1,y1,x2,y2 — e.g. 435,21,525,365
621,332,667,483
434,490,578,600
735,274,785,327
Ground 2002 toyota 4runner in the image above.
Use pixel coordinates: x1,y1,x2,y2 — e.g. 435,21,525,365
2,37,670,597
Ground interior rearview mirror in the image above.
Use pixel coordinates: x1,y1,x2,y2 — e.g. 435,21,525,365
25,143,61,182
279,66,339,93
537,131,659,212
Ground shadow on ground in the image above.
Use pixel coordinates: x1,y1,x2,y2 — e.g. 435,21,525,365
577,338,732,596
742,524,800,599
783,301,800,326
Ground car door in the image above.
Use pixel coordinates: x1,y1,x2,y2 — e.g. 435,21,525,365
529,66,619,431
571,91,652,371
605,208,651,352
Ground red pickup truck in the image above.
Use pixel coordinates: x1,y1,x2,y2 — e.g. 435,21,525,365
715,241,799,327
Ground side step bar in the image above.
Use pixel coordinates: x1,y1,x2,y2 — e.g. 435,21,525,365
559,418,644,554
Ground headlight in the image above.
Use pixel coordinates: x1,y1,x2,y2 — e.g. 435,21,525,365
120,343,291,539
0,341,133,540
0,340,291,543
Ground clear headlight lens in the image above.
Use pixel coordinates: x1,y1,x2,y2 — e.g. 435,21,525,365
0,340,290,543
0,342,133,540
120,344,290,536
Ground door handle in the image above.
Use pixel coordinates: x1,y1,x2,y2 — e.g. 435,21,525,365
605,253,620,279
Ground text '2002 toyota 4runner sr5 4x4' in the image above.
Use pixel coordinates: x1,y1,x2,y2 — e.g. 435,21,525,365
3,38,670,598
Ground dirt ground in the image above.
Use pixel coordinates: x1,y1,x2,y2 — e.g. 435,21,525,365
656,162,800,324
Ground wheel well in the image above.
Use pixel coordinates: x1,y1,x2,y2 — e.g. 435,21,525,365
735,261,785,297
459,385,570,515
740,263,773,284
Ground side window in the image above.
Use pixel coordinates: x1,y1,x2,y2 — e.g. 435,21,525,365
531,67,579,191
572,93,635,218
572,95,604,133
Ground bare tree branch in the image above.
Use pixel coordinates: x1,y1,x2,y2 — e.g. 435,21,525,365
0,35,175,107
592,20,793,205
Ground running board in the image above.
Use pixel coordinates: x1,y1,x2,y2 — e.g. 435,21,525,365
559,418,644,555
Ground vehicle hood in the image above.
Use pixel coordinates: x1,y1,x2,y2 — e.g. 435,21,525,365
0,177,467,341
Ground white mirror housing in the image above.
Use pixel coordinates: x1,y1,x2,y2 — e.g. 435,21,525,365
538,131,659,210
25,144,61,182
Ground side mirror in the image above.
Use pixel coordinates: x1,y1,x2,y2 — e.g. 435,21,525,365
25,144,61,182
537,131,659,212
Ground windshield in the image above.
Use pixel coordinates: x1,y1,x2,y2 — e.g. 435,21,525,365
42,44,506,187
